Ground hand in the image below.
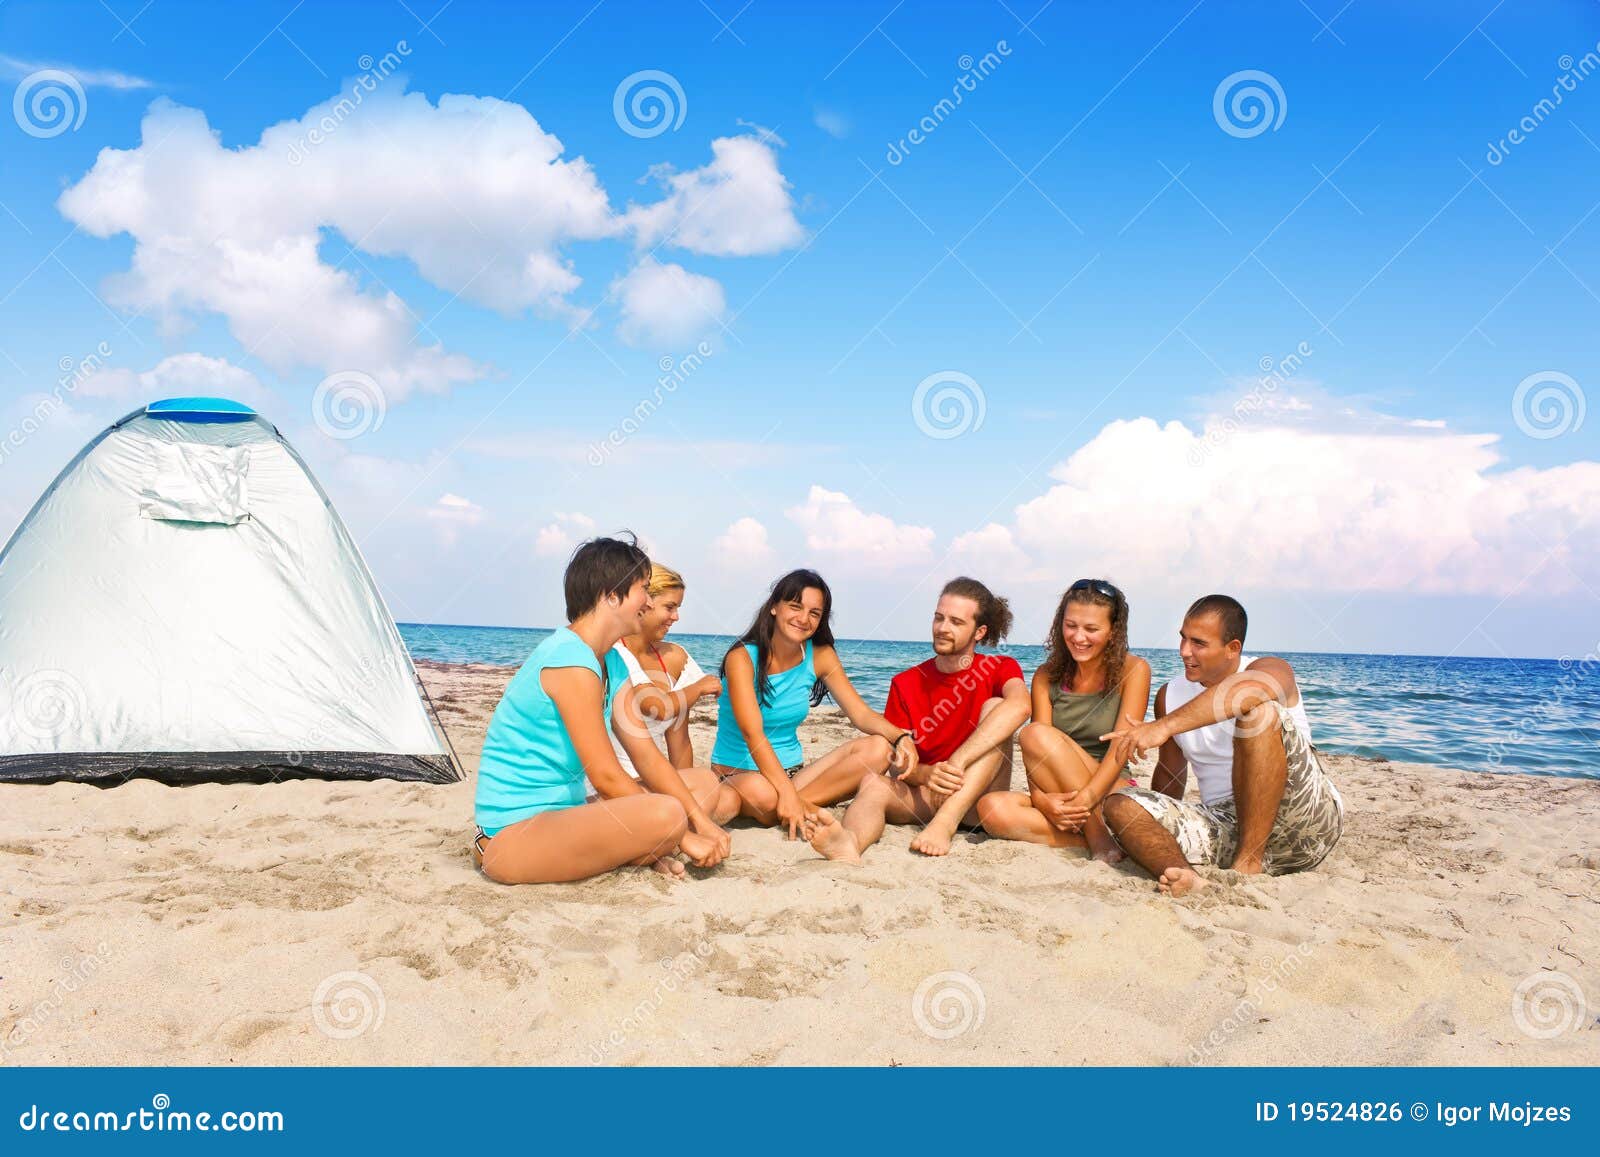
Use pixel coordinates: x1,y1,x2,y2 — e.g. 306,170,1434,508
1053,787,1099,830
693,675,722,702
1100,714,1167,766
775,785,815,841
689,811,732,861
888,736,918,779
678,829,726,869
926,761,966,801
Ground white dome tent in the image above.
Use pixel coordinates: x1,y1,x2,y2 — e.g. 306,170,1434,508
0,397,459,785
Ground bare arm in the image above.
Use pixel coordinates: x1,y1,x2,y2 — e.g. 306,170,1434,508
1150,684,1188,799
1082,656,1152,803
663,712,693,768
1155,656,1298,740
815,645,912,774
948,676,1030,768
541,666,647,801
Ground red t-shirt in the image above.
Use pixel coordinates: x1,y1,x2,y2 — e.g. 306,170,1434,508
884,652,1025,763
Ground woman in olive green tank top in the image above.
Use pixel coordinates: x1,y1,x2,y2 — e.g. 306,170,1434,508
976,579,1152,862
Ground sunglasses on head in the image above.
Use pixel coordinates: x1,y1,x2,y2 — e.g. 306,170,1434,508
1068,578,1121,601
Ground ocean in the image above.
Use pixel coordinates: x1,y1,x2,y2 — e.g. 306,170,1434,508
398,623,1600,779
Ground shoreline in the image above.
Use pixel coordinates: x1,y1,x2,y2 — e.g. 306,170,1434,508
1,661,1596,1066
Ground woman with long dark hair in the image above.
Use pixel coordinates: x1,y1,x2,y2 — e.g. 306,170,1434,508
711,569,915,837
976,578,1151,862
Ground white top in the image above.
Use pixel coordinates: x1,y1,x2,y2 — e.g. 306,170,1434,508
606,641,706,778
1163,655,1311,807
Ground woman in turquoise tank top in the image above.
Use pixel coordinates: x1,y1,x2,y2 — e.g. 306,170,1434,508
712,569,917,838
471,535,732,884
977,579,1152,863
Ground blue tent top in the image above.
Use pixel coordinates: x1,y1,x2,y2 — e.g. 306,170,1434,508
144,397,258,424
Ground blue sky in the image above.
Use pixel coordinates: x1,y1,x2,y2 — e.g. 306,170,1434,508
1,0,1597,658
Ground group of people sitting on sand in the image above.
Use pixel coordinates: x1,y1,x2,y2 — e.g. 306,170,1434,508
470,535,1345,897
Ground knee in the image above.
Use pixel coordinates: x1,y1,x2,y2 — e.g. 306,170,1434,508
975,792,1009,832
643,793,689,839
1018,722,1048,757
976,696,1004,719
855,734,893,769
1100,792,1140,827
1234,700,1283,746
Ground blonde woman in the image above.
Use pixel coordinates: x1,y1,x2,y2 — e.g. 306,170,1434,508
597,565,739,833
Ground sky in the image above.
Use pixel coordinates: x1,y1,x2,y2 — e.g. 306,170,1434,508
0,0,1597,659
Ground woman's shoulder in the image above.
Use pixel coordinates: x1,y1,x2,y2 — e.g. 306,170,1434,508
1125,653,1152,675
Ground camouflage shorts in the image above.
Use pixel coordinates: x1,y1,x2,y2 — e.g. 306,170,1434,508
1111,703,1344,875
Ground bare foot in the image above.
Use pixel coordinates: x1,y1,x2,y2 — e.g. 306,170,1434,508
1230,856,1264,876
1092,844,1125,865
910,823,956,857
1157,865,1208,897
1087,825,1124,864
805,810,862,864
649,856,686,880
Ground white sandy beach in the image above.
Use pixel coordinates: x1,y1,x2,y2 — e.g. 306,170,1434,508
2,658,1597,1066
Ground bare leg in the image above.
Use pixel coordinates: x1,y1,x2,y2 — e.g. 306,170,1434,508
910,743,1011,857
1101,793,1208,896
1018,723,1122,862
1229,702,1287,875
716,768,780,825
976,791,1088,849
680,766,740,825
480,795,689,885
792,735,893,807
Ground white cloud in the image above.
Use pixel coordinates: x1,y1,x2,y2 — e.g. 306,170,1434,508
58,90,622,398
534,511,597,557
785,485,934,568
995,414,1600,597
424,492,486,546
59,93,807,393
611,257,726,346
949,522,1032,577
812,107,850,139
712,516,777,571
80,353,276,411
626,134,805,257
0,55,154,90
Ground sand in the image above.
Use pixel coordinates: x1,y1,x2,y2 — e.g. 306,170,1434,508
2,658,1598,1067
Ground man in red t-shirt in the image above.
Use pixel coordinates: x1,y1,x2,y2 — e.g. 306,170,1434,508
805,577,1030,860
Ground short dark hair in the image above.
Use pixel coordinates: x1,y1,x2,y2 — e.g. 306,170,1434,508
939,576,1013,645
564,533,652,621
1185,593,1247,645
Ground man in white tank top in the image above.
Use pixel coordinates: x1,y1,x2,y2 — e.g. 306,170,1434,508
1099,595,1344,896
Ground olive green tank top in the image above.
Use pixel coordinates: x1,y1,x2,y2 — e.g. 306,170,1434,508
1047,682,1122,762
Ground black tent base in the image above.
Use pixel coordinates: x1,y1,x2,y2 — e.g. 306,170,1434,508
0,751,460,786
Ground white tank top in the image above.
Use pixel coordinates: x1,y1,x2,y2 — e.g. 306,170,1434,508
1164,656,1311,807
604,641,706,779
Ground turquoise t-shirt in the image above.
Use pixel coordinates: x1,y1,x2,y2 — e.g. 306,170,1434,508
474,628,627,836
711,639,815,771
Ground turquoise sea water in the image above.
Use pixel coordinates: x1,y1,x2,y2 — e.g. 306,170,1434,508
399,623,1600,779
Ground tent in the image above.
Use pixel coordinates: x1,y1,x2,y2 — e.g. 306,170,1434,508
0,397,459,785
